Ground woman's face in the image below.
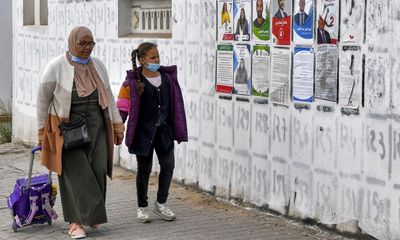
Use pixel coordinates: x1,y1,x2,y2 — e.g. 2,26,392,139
140,47,160,65
240,59,245,69
240,9,245,19
75,35,95,59
223,3,227,11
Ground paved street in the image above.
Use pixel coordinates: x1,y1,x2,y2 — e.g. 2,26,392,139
0,144,350,240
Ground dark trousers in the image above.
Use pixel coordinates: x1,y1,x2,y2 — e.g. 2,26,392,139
136,128,175,207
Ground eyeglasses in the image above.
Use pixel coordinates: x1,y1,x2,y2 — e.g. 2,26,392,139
76,41,96,48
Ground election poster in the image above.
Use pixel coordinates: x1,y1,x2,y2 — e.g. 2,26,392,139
270,47,291,105
338,45,362,107
293,0,314,45
340,0,365,44
293,47,314,103
233,44,252,95
316,0,339,44
252,0,271,43
315,44,338,102
234,0,252,42
271,0,292,45
252,45,270,97
216,44,234,93
218,0,235,41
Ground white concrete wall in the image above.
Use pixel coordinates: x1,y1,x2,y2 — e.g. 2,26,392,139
0,0,13,108
11,0,400,239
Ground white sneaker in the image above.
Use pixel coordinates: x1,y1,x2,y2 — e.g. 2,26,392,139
137,207,151,223
153,201,176,221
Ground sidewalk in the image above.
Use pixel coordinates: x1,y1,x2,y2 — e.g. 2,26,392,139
0,144,349,240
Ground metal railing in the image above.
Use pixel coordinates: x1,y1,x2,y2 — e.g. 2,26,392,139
131,7,172,34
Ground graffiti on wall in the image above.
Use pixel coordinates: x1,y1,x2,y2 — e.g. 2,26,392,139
13,0,400,239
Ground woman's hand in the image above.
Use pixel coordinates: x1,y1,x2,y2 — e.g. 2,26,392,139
113,123,125,145
114,132,124,145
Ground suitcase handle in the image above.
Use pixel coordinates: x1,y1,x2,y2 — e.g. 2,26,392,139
27,146,51,190
31,145,42,153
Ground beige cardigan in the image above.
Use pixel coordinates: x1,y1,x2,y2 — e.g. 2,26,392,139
36,54,123,178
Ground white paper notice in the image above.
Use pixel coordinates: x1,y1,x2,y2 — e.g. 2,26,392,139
315,44,338,102
216,44,234,93
339,45,362,107
293,47,314,103
270,47,291,105
340,0,365,44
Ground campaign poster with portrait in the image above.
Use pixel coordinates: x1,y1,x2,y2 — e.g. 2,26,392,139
216,44,234,93
252,45,270,97
316,0,339,44
234,0,252,41
271,0,292,45
218,0,235,41
252,0,271,43
293,47,314,102
340,0,365,44
233,44,251,95
293,0,314,45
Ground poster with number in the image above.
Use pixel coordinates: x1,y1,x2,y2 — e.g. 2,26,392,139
252,45,270,97
271,0,292,45
252,0,270,43
234,0,252,41
293,0,314,45
216,44,234,93
218,0,234,41
316,0,339,44
233,44,251,95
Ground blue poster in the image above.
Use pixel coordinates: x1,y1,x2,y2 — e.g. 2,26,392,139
292,47,314,102
233,44,251,95
234,0,252,41
293,0,313,45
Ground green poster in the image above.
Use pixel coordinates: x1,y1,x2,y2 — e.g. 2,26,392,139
251,45,270,97
252,0,270,42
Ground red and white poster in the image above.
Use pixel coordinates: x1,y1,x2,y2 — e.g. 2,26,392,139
216,44,234,93
271,0,292,45
218,0,235,41
316,0,339,44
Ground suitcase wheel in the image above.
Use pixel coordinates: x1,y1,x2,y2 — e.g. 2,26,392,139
12,221,18,232
48,219,52,226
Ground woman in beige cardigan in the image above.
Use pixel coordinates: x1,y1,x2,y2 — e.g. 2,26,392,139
36,26,124,239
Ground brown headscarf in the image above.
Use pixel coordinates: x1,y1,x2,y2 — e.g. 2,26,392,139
66,26,109,109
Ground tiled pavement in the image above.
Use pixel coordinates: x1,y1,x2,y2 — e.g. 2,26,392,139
0,144,350,240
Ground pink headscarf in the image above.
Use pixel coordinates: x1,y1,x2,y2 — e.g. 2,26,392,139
66,26,109,109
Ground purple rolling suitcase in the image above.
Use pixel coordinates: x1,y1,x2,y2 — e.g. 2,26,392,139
7,146,58,232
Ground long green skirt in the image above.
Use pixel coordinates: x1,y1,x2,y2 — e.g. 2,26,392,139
58,85,108,226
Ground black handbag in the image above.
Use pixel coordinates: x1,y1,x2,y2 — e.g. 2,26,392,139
52,100,91,150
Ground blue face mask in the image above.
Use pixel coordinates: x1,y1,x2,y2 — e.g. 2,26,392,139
143,60,160,72
71,54,91,64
